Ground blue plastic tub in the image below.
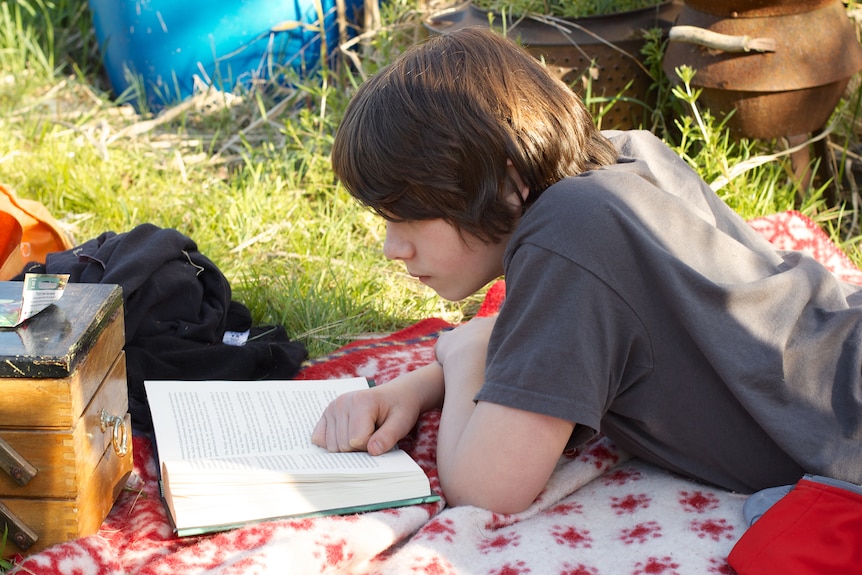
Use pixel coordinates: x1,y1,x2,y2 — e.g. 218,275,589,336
89,0,363,110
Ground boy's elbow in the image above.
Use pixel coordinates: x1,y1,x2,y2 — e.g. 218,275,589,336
440,473,539,515
446,493,535,515
436,403,571,514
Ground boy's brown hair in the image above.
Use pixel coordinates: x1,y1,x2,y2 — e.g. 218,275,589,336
331,26,618,242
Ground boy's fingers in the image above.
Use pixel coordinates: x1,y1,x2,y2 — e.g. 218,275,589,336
367,430,395,456
343,389,382,452
310,418,326,447
366,410,413,456
314,415,340,452
325,413,342,452
313,389,399,454
347,415,374,451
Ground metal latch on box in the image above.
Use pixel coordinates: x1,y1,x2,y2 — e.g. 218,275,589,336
0,436,38,551
100,409,129,457
0,435,37,487
0,500,38,550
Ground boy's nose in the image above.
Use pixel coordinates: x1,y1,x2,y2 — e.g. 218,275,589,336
383,222,413,261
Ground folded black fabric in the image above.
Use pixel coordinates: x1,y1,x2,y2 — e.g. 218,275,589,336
125,326,309,433
28,224,233,342
19,223,308,432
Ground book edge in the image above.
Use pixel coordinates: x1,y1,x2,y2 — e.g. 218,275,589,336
168,491,441,537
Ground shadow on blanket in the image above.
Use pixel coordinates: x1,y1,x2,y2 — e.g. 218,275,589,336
9,211,862,575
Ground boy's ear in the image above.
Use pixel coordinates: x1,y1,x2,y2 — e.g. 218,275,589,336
505,159,530,204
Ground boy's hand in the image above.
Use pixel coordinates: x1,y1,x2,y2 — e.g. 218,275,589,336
311,385,414,455
311,362,445,456
435,315,497,365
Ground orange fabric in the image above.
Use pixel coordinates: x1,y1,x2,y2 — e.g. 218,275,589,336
0,184,74,280
728,477,862,575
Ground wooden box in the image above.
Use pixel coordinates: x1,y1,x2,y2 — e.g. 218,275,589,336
0,282,133,558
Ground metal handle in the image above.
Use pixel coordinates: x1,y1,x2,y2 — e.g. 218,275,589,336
100,410,130,457
669,25,777,53
0,500,38,551
0,435,37,487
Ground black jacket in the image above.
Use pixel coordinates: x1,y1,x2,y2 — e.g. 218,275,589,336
20,223,308,431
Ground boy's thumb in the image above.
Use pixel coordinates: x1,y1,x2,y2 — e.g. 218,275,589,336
367,425,400,456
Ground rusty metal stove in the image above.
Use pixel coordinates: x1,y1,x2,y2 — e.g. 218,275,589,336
663,0,862,140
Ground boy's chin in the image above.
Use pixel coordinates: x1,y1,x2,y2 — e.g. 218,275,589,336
436,292,465,303
433,281,492,303
431,286,471,302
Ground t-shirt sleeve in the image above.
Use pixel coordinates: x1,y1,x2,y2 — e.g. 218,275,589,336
476,242,653,443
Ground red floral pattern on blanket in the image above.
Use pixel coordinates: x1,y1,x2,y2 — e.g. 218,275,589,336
747,210,862,284
10,211,861,574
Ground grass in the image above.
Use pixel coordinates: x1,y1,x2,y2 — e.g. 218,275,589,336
0,526,10,571
0,0,861,367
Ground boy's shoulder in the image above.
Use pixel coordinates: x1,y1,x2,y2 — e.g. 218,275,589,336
602,129,678,160
520,130,731,249
536,130,717,221
603,130,702,184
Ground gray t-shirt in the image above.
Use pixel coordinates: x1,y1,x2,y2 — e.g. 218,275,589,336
477,130,862,493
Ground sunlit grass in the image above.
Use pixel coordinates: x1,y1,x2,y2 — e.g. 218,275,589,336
0,0,861,364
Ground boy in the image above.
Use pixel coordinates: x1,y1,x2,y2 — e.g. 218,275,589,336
311,27,862,514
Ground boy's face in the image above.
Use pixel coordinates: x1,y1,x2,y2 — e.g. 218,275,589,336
383,218,508,301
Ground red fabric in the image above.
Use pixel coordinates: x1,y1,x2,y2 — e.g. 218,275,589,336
7,211,862,574
476,280,506,317
728,478,862,575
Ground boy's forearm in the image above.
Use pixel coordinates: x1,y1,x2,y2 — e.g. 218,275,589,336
434,344,572,512
435,344,488,499
388,360,446,412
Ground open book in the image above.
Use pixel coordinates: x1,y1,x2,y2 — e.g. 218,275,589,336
144,377,439,536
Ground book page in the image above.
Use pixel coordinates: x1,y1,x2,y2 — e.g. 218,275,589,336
146,377,438,534
145,378,371,464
